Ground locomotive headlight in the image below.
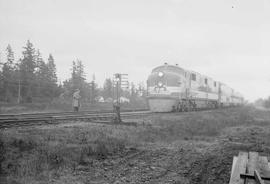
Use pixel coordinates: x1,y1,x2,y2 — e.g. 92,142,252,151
158,72,164,77
158,82,163,87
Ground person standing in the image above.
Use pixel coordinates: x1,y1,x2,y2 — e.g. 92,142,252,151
73,89,81,112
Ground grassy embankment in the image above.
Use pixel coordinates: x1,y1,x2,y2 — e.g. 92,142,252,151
1,106,270,183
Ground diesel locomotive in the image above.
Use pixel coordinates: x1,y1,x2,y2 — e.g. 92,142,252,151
147,63,244,112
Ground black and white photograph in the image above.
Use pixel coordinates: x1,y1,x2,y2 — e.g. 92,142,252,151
0,0,270,183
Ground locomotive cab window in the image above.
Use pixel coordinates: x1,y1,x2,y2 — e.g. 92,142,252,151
191,73,196,81
205,78,208,85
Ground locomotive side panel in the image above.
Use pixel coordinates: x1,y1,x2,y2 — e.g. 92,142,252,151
188,71,219,103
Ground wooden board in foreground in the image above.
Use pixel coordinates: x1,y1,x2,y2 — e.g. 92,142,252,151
229,152,270,184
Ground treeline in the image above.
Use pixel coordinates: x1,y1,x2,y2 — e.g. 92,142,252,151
61,59,147,104
254,97,270,108
0,40,147,104
0,41,60,103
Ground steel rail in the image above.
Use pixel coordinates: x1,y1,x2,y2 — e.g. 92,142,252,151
0,110,152,129
0,108,149,120
0,108,148,117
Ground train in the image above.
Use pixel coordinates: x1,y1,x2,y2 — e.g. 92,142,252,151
147,63,244,112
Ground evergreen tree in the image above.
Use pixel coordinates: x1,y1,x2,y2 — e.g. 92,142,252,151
75,59,86,90
46,54,58,99
63,59,94,101
70,59,86,91
71,60,76,86
35,50,48,97
36,50,46,75
0,41,61,103
20,40,36,102
6,44,15,67
103,78,113,99
2,45,15,101
90,74,98,103
47,54,57,84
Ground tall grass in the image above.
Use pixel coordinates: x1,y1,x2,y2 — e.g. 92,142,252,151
0,106,268,183
0,126,131,183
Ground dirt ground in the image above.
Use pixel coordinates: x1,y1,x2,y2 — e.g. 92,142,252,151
1,106,270,184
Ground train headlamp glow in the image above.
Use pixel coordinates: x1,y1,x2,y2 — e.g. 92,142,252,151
158,72,164,77
158,82,163,87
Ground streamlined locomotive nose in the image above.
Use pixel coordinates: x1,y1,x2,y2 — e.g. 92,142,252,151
147,67,185,112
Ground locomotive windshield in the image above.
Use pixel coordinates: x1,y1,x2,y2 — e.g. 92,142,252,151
147,64,185,88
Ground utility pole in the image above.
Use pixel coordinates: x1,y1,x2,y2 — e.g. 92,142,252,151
17,79,21,104
17,64,22,104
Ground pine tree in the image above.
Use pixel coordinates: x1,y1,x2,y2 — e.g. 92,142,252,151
20,40,36,102
64,59,92,101
90,74,98,103
76,59,86,89
75,60,88,98
47,54,57,84
63,61,77,97
6,45,15,67
46,54,58,99
35,50,48,97
103,78,113,99
2,44,15,101
36,50,46,74
70,59,86,91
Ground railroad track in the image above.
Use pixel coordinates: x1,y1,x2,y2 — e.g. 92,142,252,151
0,107,235,129
0,109,152,129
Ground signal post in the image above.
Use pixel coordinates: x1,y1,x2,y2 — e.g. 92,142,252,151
113,73,128,123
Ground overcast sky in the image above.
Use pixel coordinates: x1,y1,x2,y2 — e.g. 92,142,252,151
0,0,269,102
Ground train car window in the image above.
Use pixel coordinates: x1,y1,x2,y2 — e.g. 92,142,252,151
191,73,196,81
205,78,208,84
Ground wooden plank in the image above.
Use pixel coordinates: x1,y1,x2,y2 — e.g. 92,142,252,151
255,170,265,184
231,156,238,180
246,152,259,184
229,152,248,184
258,156,270,184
